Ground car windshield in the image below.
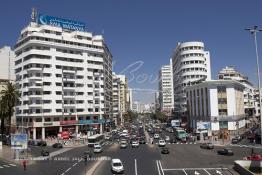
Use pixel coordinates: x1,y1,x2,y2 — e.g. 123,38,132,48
113,163,122,167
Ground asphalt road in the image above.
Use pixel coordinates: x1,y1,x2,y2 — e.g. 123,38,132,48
1,130,262,175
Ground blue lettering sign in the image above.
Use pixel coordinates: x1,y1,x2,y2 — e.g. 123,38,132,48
38,14,85,31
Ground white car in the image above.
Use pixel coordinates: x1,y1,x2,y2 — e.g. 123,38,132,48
111,159,124,173
158,139,166,147
154,134,160,139
131,140,139,148
94,144,102,153
165,136,170,142
120,141,128,149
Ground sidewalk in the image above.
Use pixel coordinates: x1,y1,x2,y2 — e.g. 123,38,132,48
0,145,35,165
197,139,231,147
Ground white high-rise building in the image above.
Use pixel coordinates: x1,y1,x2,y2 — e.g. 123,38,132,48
14,15,113,139
159,59,174,115
172,41,211,118
0,46,15,81
112,73,129,125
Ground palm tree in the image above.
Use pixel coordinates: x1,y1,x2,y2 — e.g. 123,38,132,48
0,81,20,135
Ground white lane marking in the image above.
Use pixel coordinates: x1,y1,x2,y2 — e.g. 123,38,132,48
204,169,211,175
65,167,71,172
3,165,10,167
158,160,165,175
135,159,138,175
0,166,3,168
9,164,16,166
73,163,77,167
61,173,65,175
156,160,161,175
182,169,188,175
163,168,229,170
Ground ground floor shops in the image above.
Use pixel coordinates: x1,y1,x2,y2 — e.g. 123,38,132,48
23,119,115,140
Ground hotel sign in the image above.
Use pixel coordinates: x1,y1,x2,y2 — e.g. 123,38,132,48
38,14,85,31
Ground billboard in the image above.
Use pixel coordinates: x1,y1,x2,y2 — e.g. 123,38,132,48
171,120,181,127
197,122,211,130
38,14,85,31
11,134,27,150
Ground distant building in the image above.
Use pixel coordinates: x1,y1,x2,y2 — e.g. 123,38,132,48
0,46,16,131
172,41,211,119
159,59,174,115
185,80,246,136
0,46,15,81
112,73,129,125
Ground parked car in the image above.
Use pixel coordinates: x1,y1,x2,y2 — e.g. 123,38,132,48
120,141,128,149
52,143,63,148
243,155,262,161
105,135,112,141
131,140,139,148
161,147,169,154
41,149,49,156
200,143,214,149
38,141,47,146
94,144,103,153
158,139,166,147
170,138,177,143
231,138,240,144
154,134,160,139
165,136,170,142
139,138,146,144
217,148,234,156
111,159,124,174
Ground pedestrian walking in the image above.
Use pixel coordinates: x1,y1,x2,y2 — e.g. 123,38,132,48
22,159,27,171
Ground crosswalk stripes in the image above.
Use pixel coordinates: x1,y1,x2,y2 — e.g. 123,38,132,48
0,163,17,170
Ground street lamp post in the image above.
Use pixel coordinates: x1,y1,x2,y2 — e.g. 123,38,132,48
245,26,262,144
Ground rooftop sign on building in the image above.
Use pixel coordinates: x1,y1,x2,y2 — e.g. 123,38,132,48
38,14,85,31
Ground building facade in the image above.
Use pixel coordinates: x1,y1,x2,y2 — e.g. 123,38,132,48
0,46,15,81
159,59,174,115
185,80,246,136
14,16,113,139
172,41,211,118
218,66,256,118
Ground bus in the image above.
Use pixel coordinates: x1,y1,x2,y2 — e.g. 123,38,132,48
174,128,187,142
87,134,105,147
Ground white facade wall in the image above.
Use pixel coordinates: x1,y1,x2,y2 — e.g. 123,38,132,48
0,46,15,81
186,80,245,133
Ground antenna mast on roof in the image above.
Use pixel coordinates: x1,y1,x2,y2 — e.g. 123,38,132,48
31,7,37,22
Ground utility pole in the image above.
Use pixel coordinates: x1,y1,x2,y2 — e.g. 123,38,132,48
245,26,262,144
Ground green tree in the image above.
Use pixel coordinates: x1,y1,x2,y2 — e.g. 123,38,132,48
0,82,20,135
123,110,137,123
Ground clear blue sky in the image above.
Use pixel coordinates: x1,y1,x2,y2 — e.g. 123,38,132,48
1,0,262,103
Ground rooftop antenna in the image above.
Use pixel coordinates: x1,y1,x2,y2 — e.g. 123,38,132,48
31,7,37,22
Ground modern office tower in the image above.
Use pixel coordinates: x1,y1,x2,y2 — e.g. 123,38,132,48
14,14,113,139
159,59,174,116
172,41,211,118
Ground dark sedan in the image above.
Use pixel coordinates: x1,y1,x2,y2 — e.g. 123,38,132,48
41,149,49,156
139,138,146,144
217,148,234,156
52,143,63,148
37,141,47,146
161,147,169,154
